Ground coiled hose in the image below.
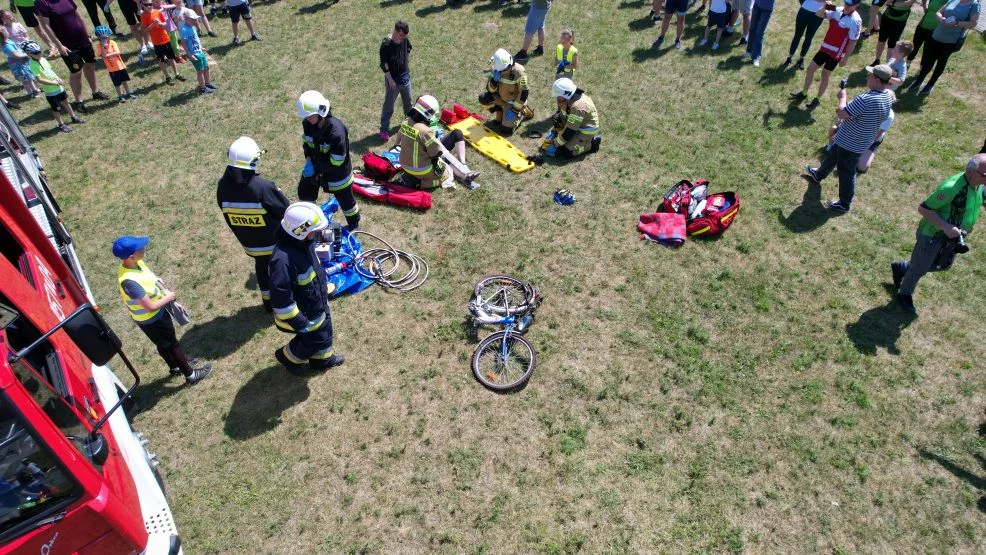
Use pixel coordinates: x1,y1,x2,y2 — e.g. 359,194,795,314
349,230,429,292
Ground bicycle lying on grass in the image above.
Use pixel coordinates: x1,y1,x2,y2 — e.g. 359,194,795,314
467,275,543,392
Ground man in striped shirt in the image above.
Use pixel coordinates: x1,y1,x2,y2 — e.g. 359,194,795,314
804,64,895,212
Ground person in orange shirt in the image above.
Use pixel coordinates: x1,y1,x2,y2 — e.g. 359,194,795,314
140,0,183,85
94,26,136,102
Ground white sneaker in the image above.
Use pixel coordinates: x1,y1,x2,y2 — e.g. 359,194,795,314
711,42,719,50
753,57,760,67
698,38,708,46
140,44,148,54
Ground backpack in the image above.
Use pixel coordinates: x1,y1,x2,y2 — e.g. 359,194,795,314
361,152,399,181
658,179,740,237
686,192,740,236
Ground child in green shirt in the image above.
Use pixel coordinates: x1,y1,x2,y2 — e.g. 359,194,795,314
23,40,84,133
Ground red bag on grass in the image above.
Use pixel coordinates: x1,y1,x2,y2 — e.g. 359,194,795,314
361,152,399,181
686,192,740,236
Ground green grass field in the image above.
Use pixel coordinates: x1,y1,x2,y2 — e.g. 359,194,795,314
10,0,986,552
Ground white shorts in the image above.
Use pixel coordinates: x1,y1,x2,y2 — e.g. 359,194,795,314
735,0,753,14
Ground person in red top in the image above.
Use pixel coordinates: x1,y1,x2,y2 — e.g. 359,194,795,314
789,0,863,110
140,0,183,84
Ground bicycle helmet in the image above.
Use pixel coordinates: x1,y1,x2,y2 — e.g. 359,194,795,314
94,26,112,38
20,40,42,55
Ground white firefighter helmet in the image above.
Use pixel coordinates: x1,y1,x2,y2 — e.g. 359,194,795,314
281,202,329,240
551,78,577,101
412,95,440,121
228,136,264,170
296,90,330,119
489,48,513,71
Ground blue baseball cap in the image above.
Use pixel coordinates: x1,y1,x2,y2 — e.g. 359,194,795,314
844,0,860,5
112,235,150,259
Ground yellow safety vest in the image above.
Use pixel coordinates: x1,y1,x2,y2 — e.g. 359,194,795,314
117,261,165,323
556,45,576,65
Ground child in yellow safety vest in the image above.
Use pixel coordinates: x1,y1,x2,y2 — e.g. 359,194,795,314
553,29,578,80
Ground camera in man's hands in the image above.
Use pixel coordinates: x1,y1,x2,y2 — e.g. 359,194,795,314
955,230,969,254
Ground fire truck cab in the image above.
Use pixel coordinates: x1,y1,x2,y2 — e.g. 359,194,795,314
0,105,182,554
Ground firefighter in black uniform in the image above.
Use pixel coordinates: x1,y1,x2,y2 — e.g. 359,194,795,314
217,136,289,312
296,89,360,230
269,201,345,374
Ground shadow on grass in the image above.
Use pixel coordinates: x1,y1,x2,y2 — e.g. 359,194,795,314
628,15,654,31
761,103,817,129
757,64,798,86
163,88,201,107
889,90,927,114
918,447,986,513
619,0,650,9
473,0,526,17
379,0,412,6
127,374,188,417
224,364,311,440
777,179,832,233
631,44,671,62
179,305,271,361
716,54,747,71
297,0,339,15
845,291,916,355
350,132,389,158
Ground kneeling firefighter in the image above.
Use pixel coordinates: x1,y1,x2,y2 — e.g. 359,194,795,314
398,94,479,189
478,48,533,134
217,136,289,312
269,201,344,374
296,90,360,230
542,77,601,159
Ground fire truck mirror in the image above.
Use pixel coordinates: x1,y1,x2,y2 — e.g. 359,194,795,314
62,307,123,366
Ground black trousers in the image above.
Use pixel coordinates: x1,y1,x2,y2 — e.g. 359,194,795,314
80,0,118,31
252,254,271,301
915,37,958,88
138,315,193,376
298,174,361,229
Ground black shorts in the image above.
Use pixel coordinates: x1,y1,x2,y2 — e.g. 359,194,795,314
229,3,252,22
868,135,885,152
813,50,839,71
878,14,908,47
15,5,38,27
871,0,886,6
45,91,68,112
61,43,96,74
109,69,131,86
118,0,140,26
154,42,178,62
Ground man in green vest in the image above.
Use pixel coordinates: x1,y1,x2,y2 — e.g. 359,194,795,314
891,153,986,314
114,235,212,384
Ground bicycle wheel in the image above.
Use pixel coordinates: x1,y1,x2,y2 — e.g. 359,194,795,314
471,330,537,392
473,274,538,316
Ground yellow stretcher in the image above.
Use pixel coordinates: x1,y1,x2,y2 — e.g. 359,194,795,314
447,116,535,174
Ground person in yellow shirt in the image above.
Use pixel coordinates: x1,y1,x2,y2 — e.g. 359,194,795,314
94,26,135,102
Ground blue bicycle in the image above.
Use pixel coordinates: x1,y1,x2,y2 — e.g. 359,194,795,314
468,275,542,392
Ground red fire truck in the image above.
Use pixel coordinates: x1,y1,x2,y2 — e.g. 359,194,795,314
0,106,182,553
